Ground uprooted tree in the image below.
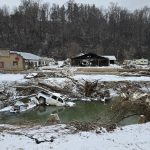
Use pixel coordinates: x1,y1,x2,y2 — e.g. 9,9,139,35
110,94,150,124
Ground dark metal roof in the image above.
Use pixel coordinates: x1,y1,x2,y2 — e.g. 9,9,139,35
71,52,109,60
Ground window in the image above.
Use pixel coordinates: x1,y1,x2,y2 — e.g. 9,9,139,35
51,95,57,100
34,62,38,67
0,62,4,68
13,61,18,66
41,91,50,97
58,98,63,103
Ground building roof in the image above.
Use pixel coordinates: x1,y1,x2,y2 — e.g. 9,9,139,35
72,53,109,60
103,56,116,61
10,51,41,60
73,53,116,60
76,53,85,57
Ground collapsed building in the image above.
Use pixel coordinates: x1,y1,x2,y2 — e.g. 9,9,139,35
71,53,116,67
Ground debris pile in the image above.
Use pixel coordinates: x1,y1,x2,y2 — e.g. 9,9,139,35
68,121,117,132
111,90,150,123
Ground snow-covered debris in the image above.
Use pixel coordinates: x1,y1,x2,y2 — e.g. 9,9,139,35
24,73,38,79
132,92,148,101
41,74,150,100
0,106,13,112
58,61,64,67
0,97,37,113
66,102,76,107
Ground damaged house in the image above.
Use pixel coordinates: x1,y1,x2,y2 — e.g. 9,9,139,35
11,51,54,69
0,50,51,71
0,50,24,71
10,51,42,69
71,53,116,67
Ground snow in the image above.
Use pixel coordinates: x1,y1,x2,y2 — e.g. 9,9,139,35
24,73,38,79
45,75,150,84
41,61,64,69
40,64,61,69
0,103,36,113
58,61,64,67
74,74,150,82
0,106,13,112
0,123,150,150
103,55,116,60
43,78,71,90
0,74,26,83
109,89,119,97
43,75,150,91
10,51,41,60
66,102,76,107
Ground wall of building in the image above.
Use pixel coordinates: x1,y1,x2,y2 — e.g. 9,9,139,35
0,53,24,71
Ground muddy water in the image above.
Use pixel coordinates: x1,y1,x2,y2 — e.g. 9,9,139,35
0,101,138,125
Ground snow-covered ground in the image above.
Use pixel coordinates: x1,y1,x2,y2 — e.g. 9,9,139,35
1,73,150,84
0,74,26,83
0,123,150,150
74,74,150,81
44,75,150,86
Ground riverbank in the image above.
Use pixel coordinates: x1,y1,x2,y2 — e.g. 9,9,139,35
0,122,150,150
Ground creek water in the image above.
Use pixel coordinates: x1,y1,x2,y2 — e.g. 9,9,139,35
0,101,138,126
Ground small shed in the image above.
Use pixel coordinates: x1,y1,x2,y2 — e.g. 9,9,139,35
71,53,109,66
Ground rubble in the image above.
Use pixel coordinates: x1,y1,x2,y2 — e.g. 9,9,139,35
24,72,46,79
68,121,117,132
111,89,150,124
1,72,150,117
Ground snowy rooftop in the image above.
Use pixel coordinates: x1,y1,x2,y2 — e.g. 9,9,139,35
103,56,117,60
10,51,41,60
76,53,85,57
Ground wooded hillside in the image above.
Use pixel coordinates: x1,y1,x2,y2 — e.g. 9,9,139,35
0,0,150,60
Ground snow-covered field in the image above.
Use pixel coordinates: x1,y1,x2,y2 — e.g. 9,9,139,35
0,123,150,150
0,74,26,83
74,74,150,81
1,73,150,84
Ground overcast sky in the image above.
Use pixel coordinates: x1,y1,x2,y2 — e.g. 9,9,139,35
0,0,150,11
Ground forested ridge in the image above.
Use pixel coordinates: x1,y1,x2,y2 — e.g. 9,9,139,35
0,0,150,60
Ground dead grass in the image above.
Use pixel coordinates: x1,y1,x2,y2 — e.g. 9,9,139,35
76,67,119,72
75,67,150,73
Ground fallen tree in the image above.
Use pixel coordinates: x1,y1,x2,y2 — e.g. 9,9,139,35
110,93,150,124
